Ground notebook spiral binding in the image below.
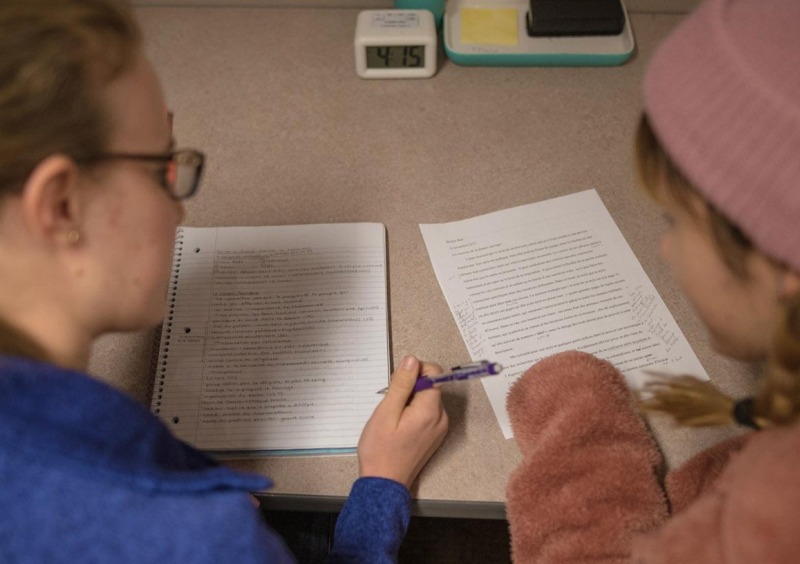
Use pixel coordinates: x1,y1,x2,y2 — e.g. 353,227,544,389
150,227,184,415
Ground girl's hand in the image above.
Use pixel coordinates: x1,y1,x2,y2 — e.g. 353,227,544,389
357,355,449,489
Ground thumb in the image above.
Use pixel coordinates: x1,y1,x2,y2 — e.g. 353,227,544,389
382,355,420,417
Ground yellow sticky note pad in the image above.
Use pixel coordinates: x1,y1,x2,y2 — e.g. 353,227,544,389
460,8,519,46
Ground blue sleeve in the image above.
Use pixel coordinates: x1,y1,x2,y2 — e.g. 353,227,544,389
328,477,411,564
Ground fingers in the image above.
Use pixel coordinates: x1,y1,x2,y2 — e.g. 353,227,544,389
407,360,445,409
381,355,420,417
382,356,445,416
357,354,450,488
419,360,444,378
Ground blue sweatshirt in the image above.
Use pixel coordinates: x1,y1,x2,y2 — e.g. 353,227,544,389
0,356,410,563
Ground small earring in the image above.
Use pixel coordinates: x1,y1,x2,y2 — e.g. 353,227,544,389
65,230,81,245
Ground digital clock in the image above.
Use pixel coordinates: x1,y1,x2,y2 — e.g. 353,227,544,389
354,10,437,79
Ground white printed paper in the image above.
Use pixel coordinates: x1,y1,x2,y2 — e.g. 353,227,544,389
420,190,707,438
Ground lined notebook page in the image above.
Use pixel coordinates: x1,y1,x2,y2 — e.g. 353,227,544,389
151,224,389,454
420,190,708,438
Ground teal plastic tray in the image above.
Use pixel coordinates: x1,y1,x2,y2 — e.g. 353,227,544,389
444,0,635,66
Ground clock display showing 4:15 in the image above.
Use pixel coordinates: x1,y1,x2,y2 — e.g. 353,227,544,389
366,45,425,69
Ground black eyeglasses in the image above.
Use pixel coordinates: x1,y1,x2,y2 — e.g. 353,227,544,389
76,149,205,200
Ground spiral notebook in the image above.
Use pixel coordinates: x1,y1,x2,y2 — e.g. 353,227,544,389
150,223,390,456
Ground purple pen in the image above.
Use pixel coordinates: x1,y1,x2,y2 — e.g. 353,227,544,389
376,361,503,394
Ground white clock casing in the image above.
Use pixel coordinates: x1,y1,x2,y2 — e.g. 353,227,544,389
355,10,437,79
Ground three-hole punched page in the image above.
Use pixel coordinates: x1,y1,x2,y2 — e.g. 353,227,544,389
151,223,389,455
420,190,707,439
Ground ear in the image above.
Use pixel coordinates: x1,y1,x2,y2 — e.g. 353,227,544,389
19,155,84,246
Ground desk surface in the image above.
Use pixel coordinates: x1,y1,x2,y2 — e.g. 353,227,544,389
89,7,755,518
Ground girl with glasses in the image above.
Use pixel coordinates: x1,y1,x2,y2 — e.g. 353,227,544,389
0,1,447,562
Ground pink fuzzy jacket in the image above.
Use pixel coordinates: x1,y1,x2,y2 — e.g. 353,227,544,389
505,351,800,563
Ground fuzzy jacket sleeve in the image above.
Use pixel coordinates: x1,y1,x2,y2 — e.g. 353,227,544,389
632,427,800,563
505,351,669,563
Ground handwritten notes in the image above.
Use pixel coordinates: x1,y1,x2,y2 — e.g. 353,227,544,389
420,190,707,438
152,224,388,454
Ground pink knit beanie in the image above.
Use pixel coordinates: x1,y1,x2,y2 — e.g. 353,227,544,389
644,0,800,272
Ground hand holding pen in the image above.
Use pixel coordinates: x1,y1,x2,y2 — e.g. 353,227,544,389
358,355,449,489
377,360,503,394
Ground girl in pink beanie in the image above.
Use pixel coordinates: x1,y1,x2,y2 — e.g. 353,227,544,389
505,0,800,561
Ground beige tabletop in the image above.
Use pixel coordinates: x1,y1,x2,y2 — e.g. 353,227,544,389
89,5,756,519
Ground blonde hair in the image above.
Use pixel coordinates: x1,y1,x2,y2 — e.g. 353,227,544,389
0,0,141,360
635,114,800,429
